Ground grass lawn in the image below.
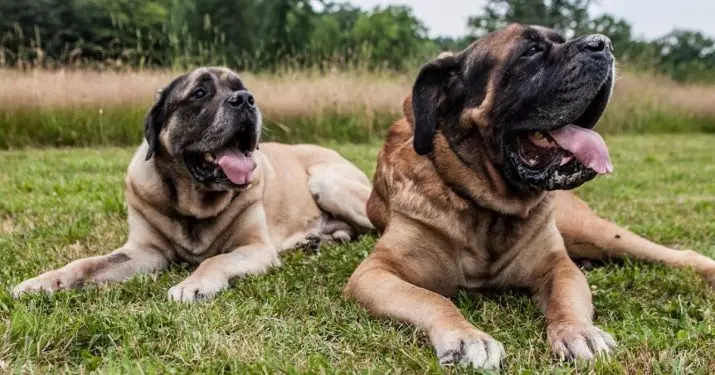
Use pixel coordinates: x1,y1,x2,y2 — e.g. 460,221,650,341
1,134,714,374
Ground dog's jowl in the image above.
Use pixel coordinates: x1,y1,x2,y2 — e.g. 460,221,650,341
13,67,374,302
344,24,715,369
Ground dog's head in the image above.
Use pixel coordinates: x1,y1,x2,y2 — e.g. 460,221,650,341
411,24,615,192
144,67,262,191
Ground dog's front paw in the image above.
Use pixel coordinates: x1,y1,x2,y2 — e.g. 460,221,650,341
432,326,506,369
168,276,229,303
548,323,616,361
12,270,76,297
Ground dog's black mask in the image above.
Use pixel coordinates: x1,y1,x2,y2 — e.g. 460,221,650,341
144,67,262,191
411,24,615,192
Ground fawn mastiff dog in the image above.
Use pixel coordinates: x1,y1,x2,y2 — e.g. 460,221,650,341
344,24,715,368
13,67,373,302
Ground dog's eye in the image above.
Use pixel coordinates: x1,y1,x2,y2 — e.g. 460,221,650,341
522,45,544,58
191,88,207,100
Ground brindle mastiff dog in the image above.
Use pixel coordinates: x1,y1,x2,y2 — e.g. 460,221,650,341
344,24,715,368
13,67,373,302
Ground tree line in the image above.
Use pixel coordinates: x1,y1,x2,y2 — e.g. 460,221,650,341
2,0,714,82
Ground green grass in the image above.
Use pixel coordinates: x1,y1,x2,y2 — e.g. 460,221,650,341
0,107,401,149
1,135,714,373
2,105,715,149
599,104,715,135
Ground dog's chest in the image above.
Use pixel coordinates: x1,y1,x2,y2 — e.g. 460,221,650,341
457,213,530,288
155,188,256,262
162,213,236,262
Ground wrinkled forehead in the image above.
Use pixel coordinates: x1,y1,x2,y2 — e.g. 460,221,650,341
181,67,244,91
464,24,565,69
482,24,564,51
523,25,566,43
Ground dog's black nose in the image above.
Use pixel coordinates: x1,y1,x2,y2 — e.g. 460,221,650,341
226,91,255,109
579,34,613,56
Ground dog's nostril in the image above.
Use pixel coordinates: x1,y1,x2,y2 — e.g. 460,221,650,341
582,35,612,54
242,92,255,108
228,91,255,108
231,96,244,106
586,40,606,52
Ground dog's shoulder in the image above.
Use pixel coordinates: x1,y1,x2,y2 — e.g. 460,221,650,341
374,116,472,220
125,142,168,205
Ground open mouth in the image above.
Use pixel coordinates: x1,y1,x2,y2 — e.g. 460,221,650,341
516,126,612,175
184,134,258,188
514,74,614,176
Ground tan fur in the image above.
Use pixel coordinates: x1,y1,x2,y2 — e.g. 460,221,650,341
346,75,715,369
13,123,373,302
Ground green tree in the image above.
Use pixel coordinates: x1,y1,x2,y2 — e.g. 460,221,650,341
464,0,715,82
653,30,715,82
350,5,435,70
468,0,592,38
432,36,474,54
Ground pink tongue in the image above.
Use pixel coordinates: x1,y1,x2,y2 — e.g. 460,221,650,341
216,150,256,185
548,125,613,174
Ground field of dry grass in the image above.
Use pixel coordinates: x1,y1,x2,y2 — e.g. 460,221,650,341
604,72,715,131
612,73,715,114
3,68,715,115
0,69,409,115
1,68,714,148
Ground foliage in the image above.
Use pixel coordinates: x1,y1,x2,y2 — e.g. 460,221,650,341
468,0,593,38
467,0,715,83
1,0,714,81
0,0,438,71
652,30,715,82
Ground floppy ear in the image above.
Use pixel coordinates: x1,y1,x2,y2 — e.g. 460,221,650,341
411,53,462,155
144,83,175,160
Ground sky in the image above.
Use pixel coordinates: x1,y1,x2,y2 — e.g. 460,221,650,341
349,0,715,40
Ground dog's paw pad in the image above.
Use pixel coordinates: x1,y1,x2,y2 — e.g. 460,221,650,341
549,323,616,362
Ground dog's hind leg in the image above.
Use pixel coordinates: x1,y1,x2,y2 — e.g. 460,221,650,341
307,162,374,235
555,191,715,287
320,219,355,242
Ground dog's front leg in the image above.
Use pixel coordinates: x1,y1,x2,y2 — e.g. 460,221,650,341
344,245,505,369
168,204,279,303
530,251,617,362
12,244,169,297
167,242,279,302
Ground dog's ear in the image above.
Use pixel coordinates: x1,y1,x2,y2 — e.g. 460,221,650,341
144,82,176,160
411,53,462,155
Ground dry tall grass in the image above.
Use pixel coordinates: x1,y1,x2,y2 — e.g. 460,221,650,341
611,73,715,118
2,69,715,117
1,68,713,148
0,70,410,118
